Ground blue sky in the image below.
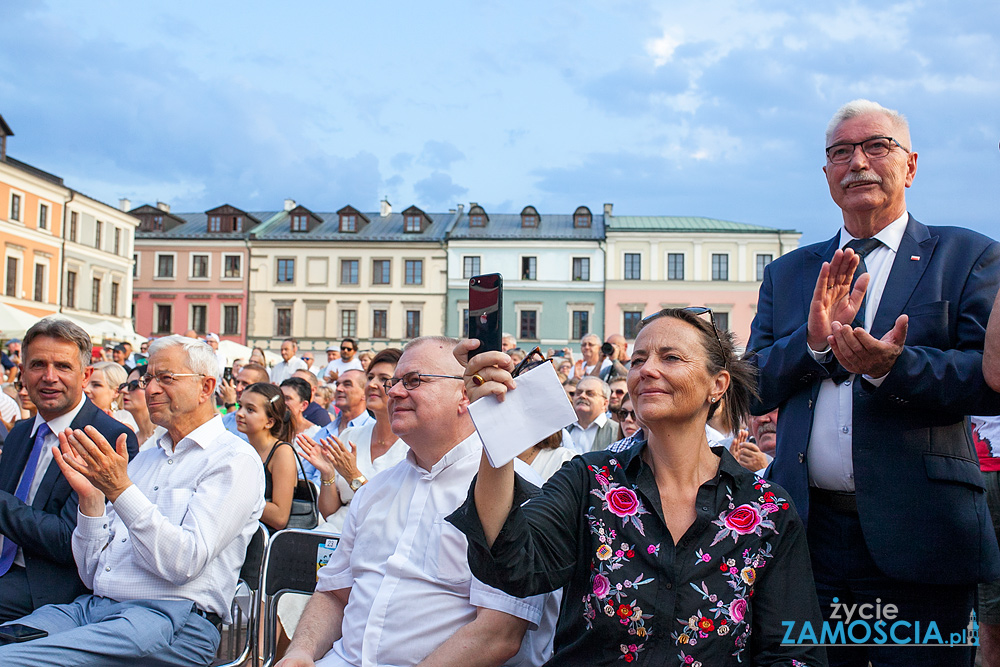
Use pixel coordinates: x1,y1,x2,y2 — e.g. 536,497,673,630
1,0,997,244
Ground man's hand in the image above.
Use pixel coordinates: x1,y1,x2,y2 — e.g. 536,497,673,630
807,248,870,350
52,430,107,516
732,439,770,472
217,377,237,405
829,314,908,379
59,425,133,503
275,650,315,667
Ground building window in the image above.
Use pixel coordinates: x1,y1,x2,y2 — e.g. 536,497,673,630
572,310,590,340
572,257,590,281
624,253,641,280
70,212,78,242
519,310,537,340
132,254,139,278
291,214,309,232
404,214,422,233
668,253,684,280
152,215,163,231
110,282,119,316
92,277,101,312
521,256,536,281
340,214,357,232
5,257,17,297
10,194,20,221
469,214,486,227
231,216,242,232
405,310,421,338
521,206,539,228
372,310,387,338
156,254,175,278
191,304,207,334
404,260,423,285
156,304,172,333
463,256,481,279
341,259,359,285
191,254,209,279
372,260,391,285
712,253,729,281
95,221,102,249
714,312,730,332
33,264,45,302
223,305,240,335
223,255,241,278
65,270,77,308
624,311,643,339
208,216,221,233
275,307,292,337
573,207,592,228
462,308,469,338
756,254,773,281
114,227,121,255
39,204,48,230
341,310,357,338
276,258,295,283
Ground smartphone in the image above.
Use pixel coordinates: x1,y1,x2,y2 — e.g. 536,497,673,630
468,273,503,358
0,623,48,643
223,367,233,381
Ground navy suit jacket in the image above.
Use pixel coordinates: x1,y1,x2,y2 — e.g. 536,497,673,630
748,215,1000,585
0,398,139,612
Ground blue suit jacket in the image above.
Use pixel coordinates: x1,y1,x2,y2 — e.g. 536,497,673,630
747,215,1000,585
0,398,139,613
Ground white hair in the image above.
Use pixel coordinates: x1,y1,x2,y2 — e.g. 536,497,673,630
577,375,611,400
147,335,221,381
825,99,910,147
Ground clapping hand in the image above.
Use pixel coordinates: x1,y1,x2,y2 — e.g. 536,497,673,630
808,248,869,350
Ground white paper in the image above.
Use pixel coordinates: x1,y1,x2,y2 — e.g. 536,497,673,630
468,361,578,468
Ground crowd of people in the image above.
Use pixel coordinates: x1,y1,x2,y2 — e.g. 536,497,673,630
0,98,999,666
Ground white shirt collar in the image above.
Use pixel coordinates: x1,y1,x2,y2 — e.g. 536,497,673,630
156,414,226,453
405,431,481,480
33,396,86,437
839,211,908,254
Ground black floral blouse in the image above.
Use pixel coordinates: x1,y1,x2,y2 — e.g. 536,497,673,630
448,444,826,666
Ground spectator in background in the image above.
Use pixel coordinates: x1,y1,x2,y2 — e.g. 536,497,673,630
14,379,36,420
231,358,246,378
501,333,516,352
291,369,333,427
569,334,610,379
610,394,641,439
974,415,1000,667
2,339,21,382
205,333,227,374
271,339,308,385
111,345,128,368
323,338,363,383
300,351,324,377
280,377,321,485
250,347,268,368
517,431,576,482
312,370,373,439
237,382,298,532
599,334,629,381
221,363,269,442
357,349,374,371
120,365,162,448
564,376,619,454
85,361,138,434
607,376,627,413
313,385,335,416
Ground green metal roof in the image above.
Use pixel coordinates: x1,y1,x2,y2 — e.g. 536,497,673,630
607,215,798,234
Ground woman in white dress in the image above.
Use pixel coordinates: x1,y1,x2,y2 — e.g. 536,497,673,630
300,348,408,534
518,430,578,482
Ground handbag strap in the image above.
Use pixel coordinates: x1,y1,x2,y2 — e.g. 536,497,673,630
277,440,317,503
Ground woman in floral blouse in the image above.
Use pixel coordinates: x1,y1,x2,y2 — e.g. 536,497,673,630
450,308,826,666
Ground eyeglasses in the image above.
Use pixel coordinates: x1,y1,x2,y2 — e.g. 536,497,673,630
138,371,207,388
383,372,463,392
340,346,354,352
14,379,23,391
118,379,141,393
825,136,908,164
640,306,727,367
611,388,626,396
613,408,637,422
511,347,552,379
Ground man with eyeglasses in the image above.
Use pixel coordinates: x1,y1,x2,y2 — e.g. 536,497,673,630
323,338,363,383
748,99,1000,667
0,319,139,624
564,376,619,455
279,336,556,667
0,334,265,664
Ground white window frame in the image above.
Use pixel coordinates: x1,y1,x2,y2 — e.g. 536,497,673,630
8,189,24,224
37,200,52,233
189,302,209,334
222,303,241,336
5,247,24,299
566,302,596,341
221,253,243,281
514,301,543,342
32,257,50,303
154,252,177,279
189,253,211,280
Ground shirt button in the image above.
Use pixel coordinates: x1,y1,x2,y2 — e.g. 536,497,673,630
105,566,111,572
153,486,158,491
665,582,673,589
844,380,851,386
167,459,173,465
121,538,127,542
102,524,108,529
701,506,709,512
842,426,849,434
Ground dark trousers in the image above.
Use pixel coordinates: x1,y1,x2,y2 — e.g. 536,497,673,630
807,489,976,667
0,565,35,623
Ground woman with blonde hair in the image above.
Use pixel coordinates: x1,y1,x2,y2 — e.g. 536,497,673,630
85,361,138,433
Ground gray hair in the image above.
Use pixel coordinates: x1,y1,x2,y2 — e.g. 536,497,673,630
147,335,221,381
580,333,601,346
23,318,92,369
825,99,910,147
576,375,611,400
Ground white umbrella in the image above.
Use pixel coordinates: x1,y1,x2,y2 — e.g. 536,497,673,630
0,303,44,338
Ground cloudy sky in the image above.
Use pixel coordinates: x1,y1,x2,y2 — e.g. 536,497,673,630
1,1,997,244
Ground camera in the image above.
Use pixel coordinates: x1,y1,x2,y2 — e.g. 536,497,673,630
601,342,615,357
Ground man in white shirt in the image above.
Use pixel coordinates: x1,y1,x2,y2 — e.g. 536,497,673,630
0,335,265,665
271,338,308,385
568,334,611,380
565,376,619,454
323,338,364,383
278,336,554,667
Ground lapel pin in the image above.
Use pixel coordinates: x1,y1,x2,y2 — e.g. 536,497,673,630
910,255,920,261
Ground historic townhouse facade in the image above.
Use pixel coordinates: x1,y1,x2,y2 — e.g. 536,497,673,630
247,200,452,353
445,203,606,350
603,215,800,346
132,202,253,344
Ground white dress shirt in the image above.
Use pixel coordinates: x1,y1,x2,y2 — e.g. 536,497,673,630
806,212,908,491
322,357,364,381
73,415,265,622
314,433,556,667
565,412,610,454
527,445,578,482
269,357,308,385
0,391,19,422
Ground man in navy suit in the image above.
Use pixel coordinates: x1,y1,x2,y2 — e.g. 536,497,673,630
0,319,139,622
748,99,1000,666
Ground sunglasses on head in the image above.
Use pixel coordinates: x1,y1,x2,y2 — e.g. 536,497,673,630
640,306,727,367
511,346,552,378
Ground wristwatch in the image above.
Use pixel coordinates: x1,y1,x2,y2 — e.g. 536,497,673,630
349,475,368,491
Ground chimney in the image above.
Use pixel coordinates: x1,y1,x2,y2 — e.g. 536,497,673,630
156,201,171,213
284,198,296,211
603,203,613,217
456,203,464,216
0,114,12,161
119,198,131,212
380,198,392,218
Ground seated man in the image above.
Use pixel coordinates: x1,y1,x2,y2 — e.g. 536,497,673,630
277,336,554,667
0,335,265,665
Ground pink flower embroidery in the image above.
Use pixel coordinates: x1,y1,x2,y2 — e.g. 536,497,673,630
724,505,762,534
606,487,639,517
730,597,748,623
592,573,610,598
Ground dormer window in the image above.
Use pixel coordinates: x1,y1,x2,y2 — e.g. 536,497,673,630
401,205,431,234
341,214,356,232
291,214,309,232
520,206,540,228
208,216,221,232
573,206,592,228
231,216,242,232
152,216,163,231
336,205,369,233
405,214,421,233
205,205,257,233
468,204,488,228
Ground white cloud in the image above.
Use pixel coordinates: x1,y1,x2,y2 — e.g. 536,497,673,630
645,31,683,67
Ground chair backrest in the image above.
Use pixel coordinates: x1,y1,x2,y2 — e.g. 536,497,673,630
213,522,269,667
262,528,340,597
240,522,267,590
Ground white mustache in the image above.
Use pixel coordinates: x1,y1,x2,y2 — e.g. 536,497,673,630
757,423,776,435
841,172,882,187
